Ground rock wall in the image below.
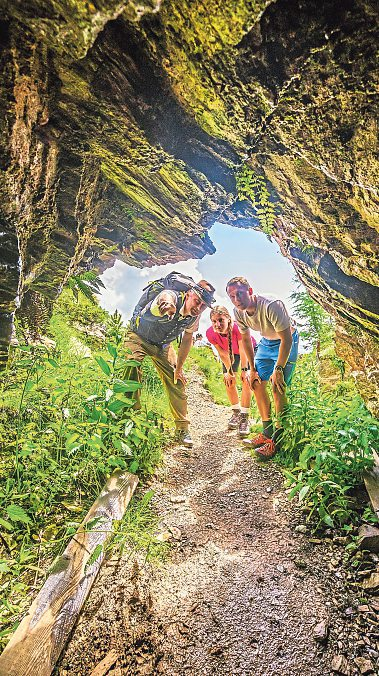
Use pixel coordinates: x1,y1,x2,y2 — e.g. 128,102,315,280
0,0,378,412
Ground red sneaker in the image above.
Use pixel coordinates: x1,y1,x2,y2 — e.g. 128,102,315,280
255,438,277,459
242,433,270,448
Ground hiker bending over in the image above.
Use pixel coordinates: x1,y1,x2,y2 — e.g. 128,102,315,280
226,277,299,459
206,306,257,438
124,272,216,448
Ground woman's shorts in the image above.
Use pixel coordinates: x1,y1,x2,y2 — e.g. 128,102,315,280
222,354,240,373
255,330,299,385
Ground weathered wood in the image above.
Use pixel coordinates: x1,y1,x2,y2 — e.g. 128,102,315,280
90,649,119,676
0,471,138,676
363,450,379,519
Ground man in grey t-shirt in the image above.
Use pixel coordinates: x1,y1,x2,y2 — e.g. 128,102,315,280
226,276,299,459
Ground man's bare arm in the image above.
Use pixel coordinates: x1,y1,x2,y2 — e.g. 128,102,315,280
238,340,248,369
276,327,292,367
176,331,193,370
270,327,292,394
241,330,256,367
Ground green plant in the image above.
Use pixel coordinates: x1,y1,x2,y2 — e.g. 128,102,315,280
0,296,168,645
290,283,334,358
236,164,277,235
67,270,106,305
279,355,378,529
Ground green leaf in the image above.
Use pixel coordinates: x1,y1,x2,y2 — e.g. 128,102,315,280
298,485,310,502
65,433,80,449
95,356,111,376
113,379,141,393
85,544,103,571
0,561,11,573
107,344,117,359
129,460,139,474
288,482,303,500
6,504,31,524
323,514,334,527
0,517,13,531
85,516,107,532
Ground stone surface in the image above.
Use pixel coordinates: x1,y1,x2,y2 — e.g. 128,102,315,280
313,619,329,644
354,657,375,674
0,0,378,412
358,525,379,553
331,654,349,674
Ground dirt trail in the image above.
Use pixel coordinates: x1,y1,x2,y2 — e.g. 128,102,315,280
58,371,365,675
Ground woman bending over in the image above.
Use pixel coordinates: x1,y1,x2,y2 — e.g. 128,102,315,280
206,305,256,437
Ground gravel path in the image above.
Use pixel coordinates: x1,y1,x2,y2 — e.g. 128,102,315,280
57,370,376,675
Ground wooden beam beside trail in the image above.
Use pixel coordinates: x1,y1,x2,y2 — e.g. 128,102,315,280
90,648,119,676
0,471,139,676
363,450,379,518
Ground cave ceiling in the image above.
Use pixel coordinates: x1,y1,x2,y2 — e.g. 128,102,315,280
0,0,378,412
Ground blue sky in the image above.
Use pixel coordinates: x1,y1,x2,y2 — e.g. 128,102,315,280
99,221,303,342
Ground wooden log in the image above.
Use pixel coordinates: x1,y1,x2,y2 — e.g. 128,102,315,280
0,471,138,676
90,649,119,676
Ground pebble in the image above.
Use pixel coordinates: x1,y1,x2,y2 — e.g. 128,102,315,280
313,619,329,643
354,657,375,674
170,495,186,504
295,525,307,533
331,655,349,674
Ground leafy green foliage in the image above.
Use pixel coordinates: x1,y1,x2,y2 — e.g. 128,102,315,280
67,270,106,305
290,284,334,357
236,164,277,235
0,296,168,645
279,355,378,529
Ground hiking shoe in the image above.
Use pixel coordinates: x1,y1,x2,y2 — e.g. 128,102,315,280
238,413,250,438
228,411,240,430
255,438,277,460
242,433,270,448
175,430,193,448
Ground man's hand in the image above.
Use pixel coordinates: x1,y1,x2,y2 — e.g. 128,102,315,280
173,366,187,385
270,368,286,394
157,297,176,318
249,369,261,391
240,369,250,385
224,372,236,388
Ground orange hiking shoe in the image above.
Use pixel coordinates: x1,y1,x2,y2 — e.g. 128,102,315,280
242,433,270,448
255,438,277,460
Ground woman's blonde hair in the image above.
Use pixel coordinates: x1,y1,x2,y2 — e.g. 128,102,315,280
210,305,234,371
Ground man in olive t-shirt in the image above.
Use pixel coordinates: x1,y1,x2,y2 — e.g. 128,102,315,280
226,276,299,459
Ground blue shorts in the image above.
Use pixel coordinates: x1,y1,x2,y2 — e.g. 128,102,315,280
255,330,299,385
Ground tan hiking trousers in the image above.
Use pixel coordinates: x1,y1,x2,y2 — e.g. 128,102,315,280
123,331,189,430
